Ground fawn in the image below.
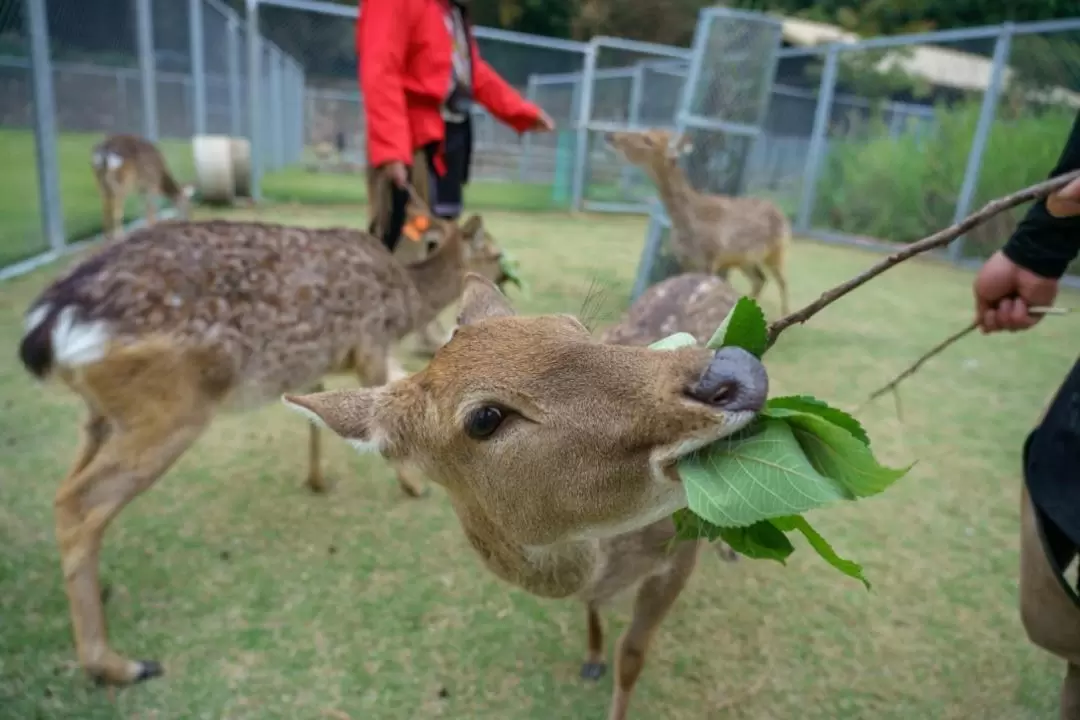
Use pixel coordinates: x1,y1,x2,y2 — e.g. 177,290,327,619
606,128,791,315
286,273,770,720
16,213,505,687
91,133,194,240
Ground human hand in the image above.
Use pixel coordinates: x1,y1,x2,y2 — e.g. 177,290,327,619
529,111,555,133
971,175,1080,334
1046,175,1080,218
383,161,409,189
973,251,1059,334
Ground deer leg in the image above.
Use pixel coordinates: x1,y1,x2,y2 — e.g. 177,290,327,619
764,250,790,316
54,412,208,687
104,188,126,241
607,542,700,720
413,319,451,357
143,193,157,226
305,381,329,493
741,265,768,300
356,348,428,498
581,602,607,680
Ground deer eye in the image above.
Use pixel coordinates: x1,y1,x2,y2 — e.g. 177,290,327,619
465,405,506,440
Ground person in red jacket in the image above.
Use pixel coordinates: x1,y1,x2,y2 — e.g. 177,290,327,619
358,0,554,254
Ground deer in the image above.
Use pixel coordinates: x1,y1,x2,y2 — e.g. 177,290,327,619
90,133,194,241
605,128,791,316
15,212,507,688
285,273,770,720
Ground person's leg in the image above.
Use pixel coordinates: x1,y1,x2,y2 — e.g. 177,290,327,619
412,123,470,356
1020,478,1080,719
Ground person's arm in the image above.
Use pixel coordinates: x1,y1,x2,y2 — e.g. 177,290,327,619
357,0,412,170
471,53,544,133
1000,110,1080,279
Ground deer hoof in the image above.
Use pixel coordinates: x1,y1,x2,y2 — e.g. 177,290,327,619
134,660,164,683
401,483,430,499
100,582,112,604
580,661,606,681
305,476,332,494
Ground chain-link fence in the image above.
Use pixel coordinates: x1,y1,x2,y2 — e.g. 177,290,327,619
5,0,1080,288
1,0,301,280
631,8,784,297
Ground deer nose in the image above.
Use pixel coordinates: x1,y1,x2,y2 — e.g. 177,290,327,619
685,347,769,412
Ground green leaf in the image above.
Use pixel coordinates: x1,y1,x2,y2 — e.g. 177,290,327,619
764,395,871,446
678,417,849,528
672,510,793,564
771,515,871,590
498,252,529,297
782,411,912,498
718,521,795,564
648,332,699,351
705,296,768,357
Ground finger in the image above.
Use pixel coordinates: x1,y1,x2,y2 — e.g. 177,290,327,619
981,309,999,334
1006,297,1030,331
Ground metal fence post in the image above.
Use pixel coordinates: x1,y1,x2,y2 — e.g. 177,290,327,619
795,45,839,233
227,12,242,137
270,46,285,170
246,0,262,200
188,0,207,135
24,0,64,252
570,42,598,213
115,71,129,132
136,0,159,141
618,63,646,192
947,23,1014,263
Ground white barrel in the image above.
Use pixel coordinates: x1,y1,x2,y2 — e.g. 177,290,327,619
192,134,237,204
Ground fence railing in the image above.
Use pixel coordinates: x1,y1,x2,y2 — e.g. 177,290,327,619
4,0,1080,291
1,0,303,280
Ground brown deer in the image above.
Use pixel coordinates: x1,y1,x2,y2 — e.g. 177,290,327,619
91,133,194,240
285,274,770,720
605,128,791,316
16,213,506,687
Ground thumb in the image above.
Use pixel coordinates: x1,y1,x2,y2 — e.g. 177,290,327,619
1047,176,1080,218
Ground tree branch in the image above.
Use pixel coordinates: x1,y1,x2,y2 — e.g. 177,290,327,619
765,169,1080,349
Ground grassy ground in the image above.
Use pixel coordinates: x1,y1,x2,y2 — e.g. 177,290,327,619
0,203,1075,719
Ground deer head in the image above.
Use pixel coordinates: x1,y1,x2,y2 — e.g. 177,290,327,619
605,128,693,177
409,211,510,289
283,274,768,548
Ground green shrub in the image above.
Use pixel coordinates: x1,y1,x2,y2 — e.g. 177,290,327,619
813,100,1075,248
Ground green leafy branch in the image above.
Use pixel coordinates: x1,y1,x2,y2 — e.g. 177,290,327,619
649,171,1080,589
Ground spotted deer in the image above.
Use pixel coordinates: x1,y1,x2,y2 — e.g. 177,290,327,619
286,274,770,720
91,133,194,240
16,213,506,687
606,128,791,316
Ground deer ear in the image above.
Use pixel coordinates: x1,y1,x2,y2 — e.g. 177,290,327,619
458,272,515,326
282,388,388,453
460,214,484,243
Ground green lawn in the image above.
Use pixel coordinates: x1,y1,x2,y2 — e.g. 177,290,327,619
0,203,1075,719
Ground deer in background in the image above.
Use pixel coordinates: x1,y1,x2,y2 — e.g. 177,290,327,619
286,274,770,720
91,134,194,241
16,213,506,687
606,128,791,316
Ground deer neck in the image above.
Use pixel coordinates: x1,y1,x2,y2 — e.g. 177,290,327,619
649,163,709,266
402,233,467,331
447,493,598,600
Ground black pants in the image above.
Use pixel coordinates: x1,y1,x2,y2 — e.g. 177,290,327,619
372,117,473,253
1024,355,1080,604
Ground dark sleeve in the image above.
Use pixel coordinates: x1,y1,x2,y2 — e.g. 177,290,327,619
1001,110,1080,279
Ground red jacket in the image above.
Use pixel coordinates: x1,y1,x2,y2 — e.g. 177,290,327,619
357,0,542,173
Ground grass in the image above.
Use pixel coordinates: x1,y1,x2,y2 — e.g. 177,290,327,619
0,202,1075,719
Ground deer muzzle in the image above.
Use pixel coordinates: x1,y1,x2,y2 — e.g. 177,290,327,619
685,347,769,413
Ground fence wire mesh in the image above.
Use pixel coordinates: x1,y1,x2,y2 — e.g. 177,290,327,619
804,35,1001,255
0,1,44,266
632,10,781,297
4,0,1080,288
959,27,1080,274
580,41,691,211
